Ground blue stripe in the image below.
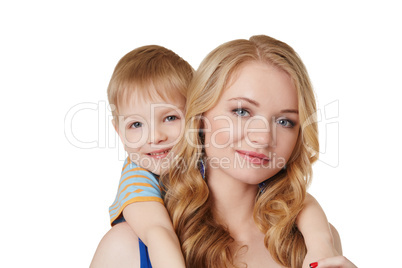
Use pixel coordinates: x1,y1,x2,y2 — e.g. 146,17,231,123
109,160,162,224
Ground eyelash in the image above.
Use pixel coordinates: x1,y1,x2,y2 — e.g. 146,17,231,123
164,115,178,122
130,122,142,129
128,115,179,129
276,118,295,128
232,108,295,128
232,108,251,117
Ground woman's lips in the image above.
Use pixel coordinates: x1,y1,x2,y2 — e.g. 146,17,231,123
236,150,270,165
147,148,171,159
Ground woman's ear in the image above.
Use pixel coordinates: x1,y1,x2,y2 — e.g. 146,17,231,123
199,118,205,144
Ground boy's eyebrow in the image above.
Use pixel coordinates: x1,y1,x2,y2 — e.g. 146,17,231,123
122,106,185,121
122,114,141,120
227,97,259,107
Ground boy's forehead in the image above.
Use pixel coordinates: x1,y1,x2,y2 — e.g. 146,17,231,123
117,89,185,116
125,89,184,105
122,81,184,102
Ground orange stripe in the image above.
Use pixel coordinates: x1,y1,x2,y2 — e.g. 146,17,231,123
110,191,132,211
110,195,163,217
110,196,164,225
109,182,155,210
121,157,131,172
121,167,148,177
109,175,154,208
118,182,154,193
120,174,154,186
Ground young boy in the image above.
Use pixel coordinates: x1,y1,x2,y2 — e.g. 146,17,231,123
106,45,193,267
93,45,340,268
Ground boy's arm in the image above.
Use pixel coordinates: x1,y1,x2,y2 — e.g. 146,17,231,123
123,202,186,268
298,193,339,268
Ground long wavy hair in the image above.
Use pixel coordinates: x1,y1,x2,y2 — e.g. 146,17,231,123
161,35,319,268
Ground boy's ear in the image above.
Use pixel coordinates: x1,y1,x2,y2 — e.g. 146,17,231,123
111,118,118,133
112,119,126,149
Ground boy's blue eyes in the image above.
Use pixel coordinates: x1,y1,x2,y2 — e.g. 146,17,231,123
131,122,142,128
164,115,177,122
129,115,178,129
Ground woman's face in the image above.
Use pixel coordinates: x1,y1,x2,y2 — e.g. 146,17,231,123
203,61,300,185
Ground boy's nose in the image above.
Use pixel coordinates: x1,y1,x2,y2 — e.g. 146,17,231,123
147,128,168,144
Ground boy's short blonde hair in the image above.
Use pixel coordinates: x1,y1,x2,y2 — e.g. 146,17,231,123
107,45,194,118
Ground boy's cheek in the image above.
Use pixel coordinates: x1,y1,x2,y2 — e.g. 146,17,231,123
120,132,148,149
156,155,176,175
173,117,185,134
127,152,142,166
125,151,170,176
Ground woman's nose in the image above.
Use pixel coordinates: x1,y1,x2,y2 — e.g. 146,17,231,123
245,117,275,148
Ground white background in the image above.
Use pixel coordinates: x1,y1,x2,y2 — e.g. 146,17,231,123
1,1,401,267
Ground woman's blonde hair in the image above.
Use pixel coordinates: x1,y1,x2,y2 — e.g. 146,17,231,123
161,35,319,267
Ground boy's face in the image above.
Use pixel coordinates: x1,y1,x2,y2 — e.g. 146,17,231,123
115,93,185,175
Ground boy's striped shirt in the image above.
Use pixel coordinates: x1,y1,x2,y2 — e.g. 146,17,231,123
109,157,163,225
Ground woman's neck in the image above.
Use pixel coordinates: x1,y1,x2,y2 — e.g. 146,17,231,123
206,167,279,267
207,167,259,238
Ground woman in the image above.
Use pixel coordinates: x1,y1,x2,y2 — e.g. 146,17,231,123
161,35,356,267
91,35,356,268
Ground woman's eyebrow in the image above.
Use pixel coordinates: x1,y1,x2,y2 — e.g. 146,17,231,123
228,98,298,114
280,109,299,114
227,97,259,107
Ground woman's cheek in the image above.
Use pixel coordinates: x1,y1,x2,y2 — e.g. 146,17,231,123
209,119,235,148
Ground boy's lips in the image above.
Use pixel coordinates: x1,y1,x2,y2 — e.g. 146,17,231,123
235,150,270,165
147,148,172,159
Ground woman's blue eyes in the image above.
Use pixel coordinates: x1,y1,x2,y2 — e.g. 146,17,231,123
232,108,250,117
276,119,295,128
233,108,295,128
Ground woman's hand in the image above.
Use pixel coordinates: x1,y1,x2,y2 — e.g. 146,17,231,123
309,256,357,268
302,241,339,268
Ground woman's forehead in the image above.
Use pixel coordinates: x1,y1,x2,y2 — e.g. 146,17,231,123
221,62,297,108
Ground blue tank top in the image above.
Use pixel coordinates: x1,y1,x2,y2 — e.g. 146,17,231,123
137,164,207,268
139,238,152,268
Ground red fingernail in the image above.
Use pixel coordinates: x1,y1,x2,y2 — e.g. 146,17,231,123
309,263,318,268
